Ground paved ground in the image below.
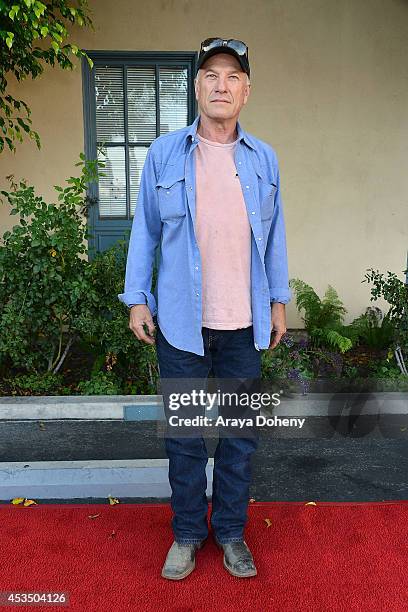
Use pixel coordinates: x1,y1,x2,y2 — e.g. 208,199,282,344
0,418,407,502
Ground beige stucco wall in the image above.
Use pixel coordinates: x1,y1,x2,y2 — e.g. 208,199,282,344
1,0,407,328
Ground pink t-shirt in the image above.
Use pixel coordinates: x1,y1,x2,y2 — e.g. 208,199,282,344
194,133,252,329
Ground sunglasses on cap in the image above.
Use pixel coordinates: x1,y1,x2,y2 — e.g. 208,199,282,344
197,37,250,77
200,38,248,56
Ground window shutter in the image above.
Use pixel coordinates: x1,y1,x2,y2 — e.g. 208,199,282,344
83,51,196,256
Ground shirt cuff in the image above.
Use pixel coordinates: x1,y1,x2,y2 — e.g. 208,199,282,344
270,288,292,304
118,290,157,315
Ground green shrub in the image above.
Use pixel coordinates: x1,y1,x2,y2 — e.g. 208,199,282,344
363,267,408,374
77,371,123,395
5,371,63,395
348,306,395,350
289,279,353,353
71,242,160,395
0,153,104,374
0,150,160,394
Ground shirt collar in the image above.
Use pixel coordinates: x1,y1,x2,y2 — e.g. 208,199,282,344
186,114,255,150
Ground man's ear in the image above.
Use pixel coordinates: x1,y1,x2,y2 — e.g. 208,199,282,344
242,82,250,106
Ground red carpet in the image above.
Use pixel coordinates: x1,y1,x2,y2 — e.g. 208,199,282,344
1,500,407,611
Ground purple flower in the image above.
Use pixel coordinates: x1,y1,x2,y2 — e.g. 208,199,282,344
282,336,294,348
288,368,302,380
287,368,310,392
298,338,309,349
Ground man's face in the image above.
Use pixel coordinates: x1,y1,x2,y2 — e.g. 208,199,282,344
194,53,250,122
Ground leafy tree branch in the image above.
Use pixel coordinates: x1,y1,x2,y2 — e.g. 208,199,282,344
0,0,94,153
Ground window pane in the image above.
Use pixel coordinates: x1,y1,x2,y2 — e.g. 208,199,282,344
159,67,188,134
95,67,124,143
97,146,127,216
129,147,149,217
127,67,156,143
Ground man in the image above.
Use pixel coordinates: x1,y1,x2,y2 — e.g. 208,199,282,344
118,37,291,580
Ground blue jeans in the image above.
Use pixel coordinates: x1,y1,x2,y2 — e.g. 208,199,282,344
155,318,262,545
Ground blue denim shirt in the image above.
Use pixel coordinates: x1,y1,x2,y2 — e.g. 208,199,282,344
118,114,291,356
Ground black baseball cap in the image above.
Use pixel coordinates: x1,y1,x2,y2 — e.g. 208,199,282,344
197,38,250,78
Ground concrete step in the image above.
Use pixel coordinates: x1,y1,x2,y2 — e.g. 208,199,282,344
0,458,214,501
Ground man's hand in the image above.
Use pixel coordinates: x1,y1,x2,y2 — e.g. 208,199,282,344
129,304,156,345
269,302,287,350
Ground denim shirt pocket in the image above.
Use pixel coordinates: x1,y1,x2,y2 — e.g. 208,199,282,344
156,163,187,222
255,166,277,221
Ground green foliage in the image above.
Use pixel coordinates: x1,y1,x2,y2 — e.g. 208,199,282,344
0,153,161,393
289,279,353,353
77,371,122,395
4,371,63,394
0,153,104,373
348,306,396,350
0,0,94,153
342,363,358,379
70,240,160,395
362,267,408,355
368,359,402,380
